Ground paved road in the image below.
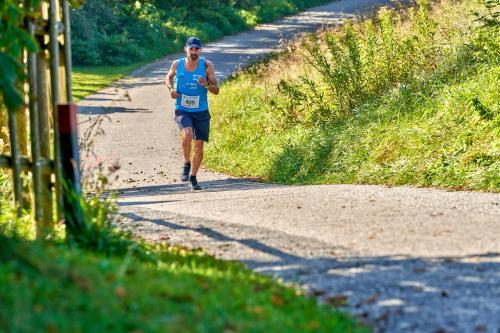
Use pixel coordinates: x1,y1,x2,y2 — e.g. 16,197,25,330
77,1,500,332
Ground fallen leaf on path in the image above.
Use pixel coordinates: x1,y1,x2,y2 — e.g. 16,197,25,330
326,294,348,307
435,328,451,333
365,293,378,304
124,90,131,101
475,324,487,332
430,212,445,217
375,311,390,323
310,289,325,297
355,293,378,307
413,267,428,273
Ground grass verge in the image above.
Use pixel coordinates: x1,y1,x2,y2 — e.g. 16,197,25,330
0,234,364,332
205,0,499,191
72,63,147,101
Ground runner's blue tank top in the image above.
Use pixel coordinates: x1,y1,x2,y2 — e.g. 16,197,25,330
175,57,209,112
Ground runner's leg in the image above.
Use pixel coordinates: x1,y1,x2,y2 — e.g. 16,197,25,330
191,140,204,176
181,127,193,163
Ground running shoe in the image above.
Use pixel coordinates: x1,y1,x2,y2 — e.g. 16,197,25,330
189,175,201,190
180,162,191,182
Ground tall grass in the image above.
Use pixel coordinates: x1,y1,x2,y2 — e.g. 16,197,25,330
206,0,499,191
277,0,443,124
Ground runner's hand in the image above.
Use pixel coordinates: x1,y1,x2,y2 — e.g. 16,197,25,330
197,77,209,88
170,90,179,99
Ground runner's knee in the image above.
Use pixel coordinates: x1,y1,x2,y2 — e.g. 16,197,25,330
182,128,193,141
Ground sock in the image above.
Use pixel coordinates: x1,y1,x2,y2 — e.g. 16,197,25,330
189,175,197,181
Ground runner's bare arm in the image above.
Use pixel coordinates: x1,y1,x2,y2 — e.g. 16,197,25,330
166,60,179,98
204,61,220,95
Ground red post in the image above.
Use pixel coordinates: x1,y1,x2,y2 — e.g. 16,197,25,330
57,103,83,236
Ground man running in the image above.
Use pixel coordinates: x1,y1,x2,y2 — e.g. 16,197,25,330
165,37,220,190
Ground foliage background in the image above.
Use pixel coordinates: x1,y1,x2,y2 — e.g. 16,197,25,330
70,0,332,66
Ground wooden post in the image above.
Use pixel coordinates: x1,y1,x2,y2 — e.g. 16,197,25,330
28,19,53,235
35,4,55,232
36,53,54,221
7,109,24,215
62,0,73,103
49,0,64,221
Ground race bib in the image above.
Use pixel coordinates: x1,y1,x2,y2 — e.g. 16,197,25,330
181,95,200,109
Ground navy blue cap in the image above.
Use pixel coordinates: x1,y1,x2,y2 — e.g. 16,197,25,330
186,37,202,49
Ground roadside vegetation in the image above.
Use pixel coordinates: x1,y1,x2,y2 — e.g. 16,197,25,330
0,170,364,332
71,0,334,100
206,0,500,191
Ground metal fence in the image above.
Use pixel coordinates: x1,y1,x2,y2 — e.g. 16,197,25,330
0,0,82,238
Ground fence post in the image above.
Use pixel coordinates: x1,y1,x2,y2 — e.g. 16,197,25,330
7,110,24,216
57,104,83,236
49,0,64,222
15,105,30,211
28,19,54,235
62,0,73,103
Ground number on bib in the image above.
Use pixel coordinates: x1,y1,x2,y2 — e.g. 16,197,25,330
181,95,200,109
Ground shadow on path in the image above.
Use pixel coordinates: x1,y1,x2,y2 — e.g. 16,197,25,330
115,178,283,199
78,106,152,115
122,209,500,333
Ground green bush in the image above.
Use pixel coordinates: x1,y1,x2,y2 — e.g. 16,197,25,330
70,0,333,66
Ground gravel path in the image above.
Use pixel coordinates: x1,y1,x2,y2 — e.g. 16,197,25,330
77,1,500,332
117,183,500,332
